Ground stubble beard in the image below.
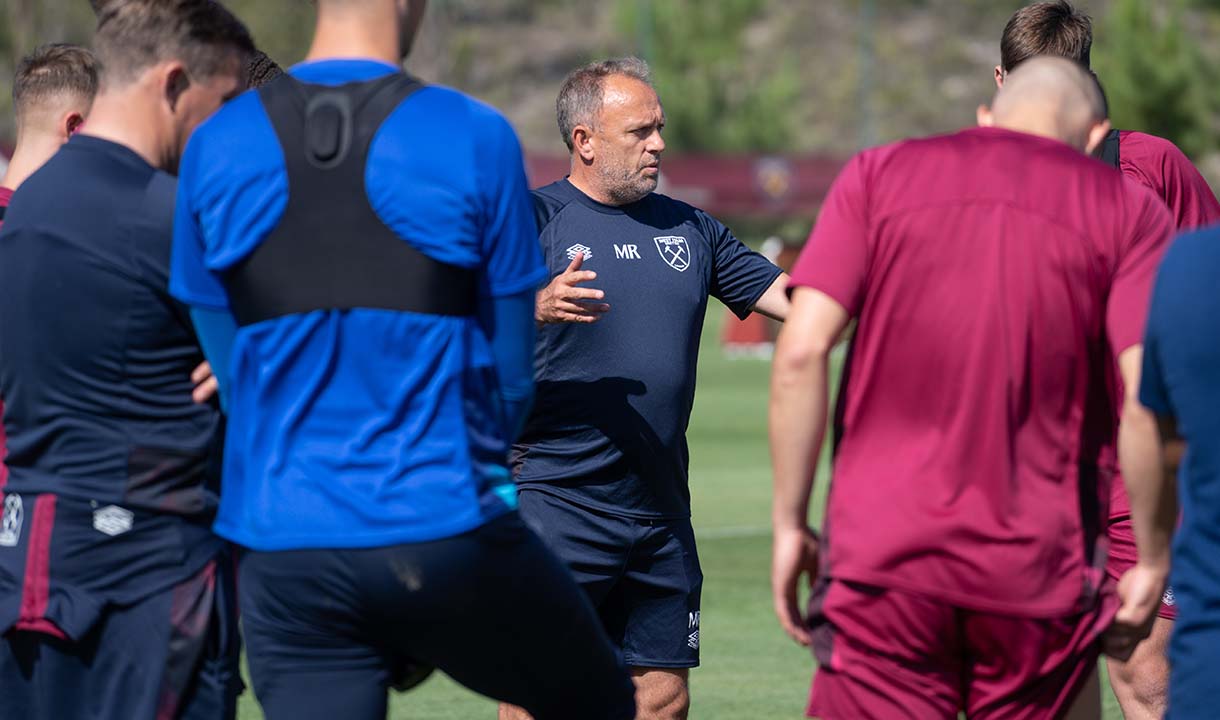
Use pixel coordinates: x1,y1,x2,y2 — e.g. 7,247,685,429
598,160,658,206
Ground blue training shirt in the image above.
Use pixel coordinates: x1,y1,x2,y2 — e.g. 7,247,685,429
171,60,545,550
512,179,782,518
1138,224,1220,705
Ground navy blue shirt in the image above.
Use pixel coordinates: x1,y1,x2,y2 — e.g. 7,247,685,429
0,136,222,628
172,60,545,550
1139,224,1220,680
513,179,782,518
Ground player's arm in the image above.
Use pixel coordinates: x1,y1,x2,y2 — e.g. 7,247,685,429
1107,344,1175,658
189,308,237,410
769,287,849,646
768,153,869,646
478,291,536,440
170,131,237,410
1104,193,1177,659
475,108,549,436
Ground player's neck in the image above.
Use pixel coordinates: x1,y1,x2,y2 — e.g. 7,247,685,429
305,10,402,66
79,92,167,172
567,165,623,207
994,119,1077,151
0,133,61,192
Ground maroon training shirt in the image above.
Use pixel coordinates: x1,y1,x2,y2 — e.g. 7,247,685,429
1107,131,1220,520
0,184,10,489
791,127,1174,617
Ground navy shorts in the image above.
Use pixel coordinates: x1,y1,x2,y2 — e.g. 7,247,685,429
518,489,704,669
238,511,635,720
0,551,242,720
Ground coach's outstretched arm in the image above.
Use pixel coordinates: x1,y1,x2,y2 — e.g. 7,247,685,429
750,273,792,322
769,286,849,646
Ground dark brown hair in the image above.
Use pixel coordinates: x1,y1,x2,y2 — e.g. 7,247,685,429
13,44,99,119
1000,1,1093,72
93,0,255,88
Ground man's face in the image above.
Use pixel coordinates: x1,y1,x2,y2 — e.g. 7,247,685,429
167,57,243,174
591,75,666,205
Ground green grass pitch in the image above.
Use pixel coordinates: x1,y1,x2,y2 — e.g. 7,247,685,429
237,308,1124,719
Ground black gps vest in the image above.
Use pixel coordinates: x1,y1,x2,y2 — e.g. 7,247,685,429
223,72,477,327
1100,128,1121,169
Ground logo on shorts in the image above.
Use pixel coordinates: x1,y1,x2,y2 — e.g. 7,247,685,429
1163,586,1176,606
565,244,593,262
93,505,133,537
0,495,22,547
687,610,700,650
654,236,690,272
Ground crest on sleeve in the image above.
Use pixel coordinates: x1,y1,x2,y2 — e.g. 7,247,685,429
654,236,690,272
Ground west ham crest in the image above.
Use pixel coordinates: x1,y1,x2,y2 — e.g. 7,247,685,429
654,236,690,272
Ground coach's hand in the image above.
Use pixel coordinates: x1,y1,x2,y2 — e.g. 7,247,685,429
191,361,219,404
535,253,609,324
772,524,820,646
1104,561,1168,661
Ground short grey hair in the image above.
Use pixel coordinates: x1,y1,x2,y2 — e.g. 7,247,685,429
556,57,653,152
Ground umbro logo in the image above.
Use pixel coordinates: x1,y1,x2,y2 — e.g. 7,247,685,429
565,244,593,262
93,505,134,537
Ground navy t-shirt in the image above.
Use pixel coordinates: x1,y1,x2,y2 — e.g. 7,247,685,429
1139,224,1220,688
0,136,222,632
512,179,782,518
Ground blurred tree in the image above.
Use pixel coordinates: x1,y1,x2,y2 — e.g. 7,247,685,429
1094,0,1217,158
614,0,800,153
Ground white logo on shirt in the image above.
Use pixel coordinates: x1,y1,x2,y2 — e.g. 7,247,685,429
93,505,134,537
614,244,642,260
565,244,593,262
0,495,22,547
1163,586,1176,606
654,236,690,272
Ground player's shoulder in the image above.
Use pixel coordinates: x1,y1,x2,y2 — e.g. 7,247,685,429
389,84,519,144
191,88,272,151
138,170,177,228
1118,130,1189,165
183,89,282,189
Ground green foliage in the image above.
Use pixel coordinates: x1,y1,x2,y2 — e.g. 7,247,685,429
1094,0,1218,158
614,0,800,153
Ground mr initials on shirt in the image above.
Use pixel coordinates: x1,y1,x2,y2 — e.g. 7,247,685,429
614,244,642,260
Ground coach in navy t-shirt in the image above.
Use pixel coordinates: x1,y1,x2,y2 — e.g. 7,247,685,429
507,58,788,720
